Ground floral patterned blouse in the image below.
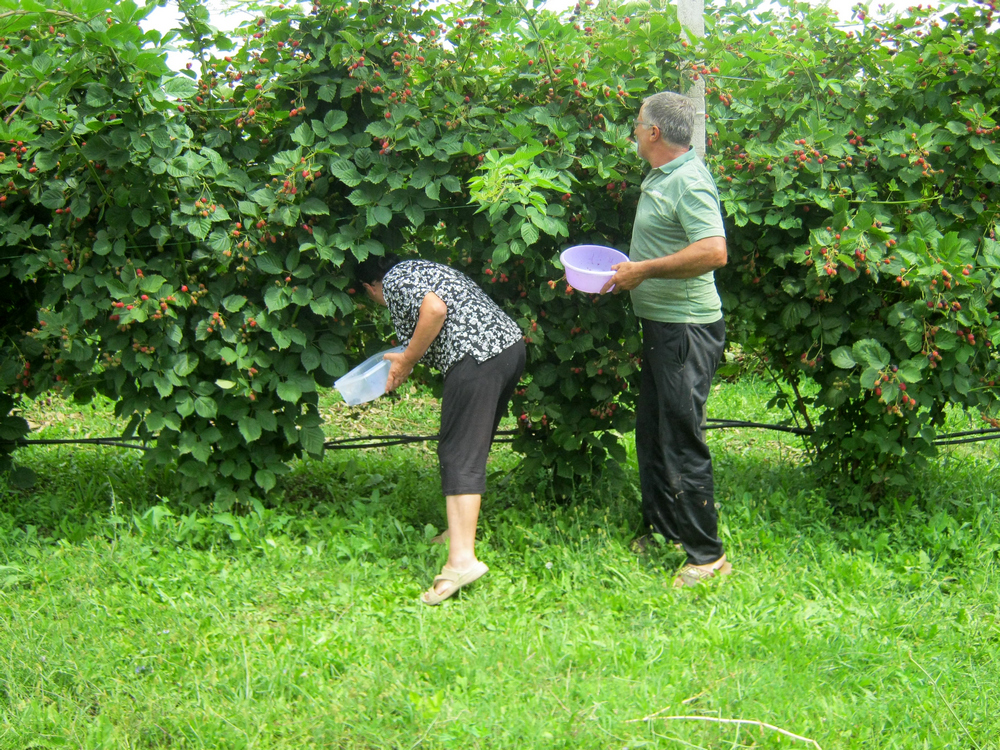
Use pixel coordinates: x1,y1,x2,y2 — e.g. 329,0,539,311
382,260,522,375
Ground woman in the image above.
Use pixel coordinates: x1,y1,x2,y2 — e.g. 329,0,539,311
355,253,525,605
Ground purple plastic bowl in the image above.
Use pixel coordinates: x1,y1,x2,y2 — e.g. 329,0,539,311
559,245,630,293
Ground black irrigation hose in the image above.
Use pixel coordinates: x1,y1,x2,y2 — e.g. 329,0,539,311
323,429,519,450
4,426,1000,451
12,437,150,450
706,418,812,436
933,433,1000,447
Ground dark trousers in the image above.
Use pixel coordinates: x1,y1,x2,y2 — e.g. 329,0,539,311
637,318,726,565
438,340,525,496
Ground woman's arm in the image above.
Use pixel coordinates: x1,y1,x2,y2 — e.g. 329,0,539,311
384,292,447,392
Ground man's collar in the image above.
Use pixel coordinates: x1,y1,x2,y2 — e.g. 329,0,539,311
654,148,697,176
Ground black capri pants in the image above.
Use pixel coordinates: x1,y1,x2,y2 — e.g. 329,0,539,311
438,340,526,496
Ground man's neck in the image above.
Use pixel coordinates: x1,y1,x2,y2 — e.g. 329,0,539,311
647,144,691,170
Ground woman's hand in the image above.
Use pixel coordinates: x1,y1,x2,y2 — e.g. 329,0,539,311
383,351,414,392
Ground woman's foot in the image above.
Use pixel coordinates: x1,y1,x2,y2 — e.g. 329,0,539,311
421,560,489,605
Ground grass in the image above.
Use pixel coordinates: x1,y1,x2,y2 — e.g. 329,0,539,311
1,380,999,749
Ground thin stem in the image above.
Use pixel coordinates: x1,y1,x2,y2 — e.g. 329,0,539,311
0,10,82,22
511,0,555,80
758,350,814,456
3,97,29,126
625,713,823,749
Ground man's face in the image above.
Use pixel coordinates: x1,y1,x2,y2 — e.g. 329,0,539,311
633,104,653,163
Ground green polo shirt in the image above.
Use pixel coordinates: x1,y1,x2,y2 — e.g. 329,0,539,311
628,149,725,324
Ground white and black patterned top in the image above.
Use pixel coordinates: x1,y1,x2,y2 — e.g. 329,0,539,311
382,260,522,375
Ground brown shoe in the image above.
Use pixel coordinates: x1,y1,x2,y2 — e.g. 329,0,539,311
672,558,732,588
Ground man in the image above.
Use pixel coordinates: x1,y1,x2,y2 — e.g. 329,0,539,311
356,253,525,605
601,91,730,588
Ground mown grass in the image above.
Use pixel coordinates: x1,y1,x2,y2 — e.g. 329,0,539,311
1,380,999,749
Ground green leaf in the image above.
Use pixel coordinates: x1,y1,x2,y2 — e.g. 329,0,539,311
164,75,198,99
299,425,325,456
493,243,511,265
238,416,262,443
301,347,321,372
404,204,425,227
300,198,329,215
329,158,362,187
132,207,151,227
321,353,347,376
194,396,217,419
255,252,284,274
897,359,924,384
255,468,276,492
173,353,198,377
292,122,315,146
264,286,289,312
86,84,111,107
324,110,348,132
830,346,857,369
277,380,302,402
371,205,392,225
983,143,1000,166
852,339,890,370
139,276,166,294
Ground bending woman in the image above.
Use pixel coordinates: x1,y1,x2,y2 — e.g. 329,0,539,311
355,253,525,605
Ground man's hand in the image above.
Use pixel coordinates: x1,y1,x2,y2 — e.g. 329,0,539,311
383,351,414,392
600,260,647,294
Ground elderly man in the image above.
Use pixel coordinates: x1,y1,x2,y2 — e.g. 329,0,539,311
601,91,730,588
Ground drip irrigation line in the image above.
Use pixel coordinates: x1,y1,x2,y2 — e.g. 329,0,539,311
323,429,518,450
12,437,149,450
706,418,811,436
933,433,1000,447
3,426,999,452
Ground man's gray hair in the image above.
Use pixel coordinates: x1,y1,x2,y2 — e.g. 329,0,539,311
641,92,695,147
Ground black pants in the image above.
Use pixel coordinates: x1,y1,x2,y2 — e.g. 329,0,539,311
637,318,726,565
438,340,526,496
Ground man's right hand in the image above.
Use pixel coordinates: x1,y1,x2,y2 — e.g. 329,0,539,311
600,261,647,294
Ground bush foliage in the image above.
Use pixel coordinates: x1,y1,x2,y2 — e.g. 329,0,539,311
0,0,997,503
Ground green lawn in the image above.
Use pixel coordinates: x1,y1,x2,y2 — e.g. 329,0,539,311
1,381,999,749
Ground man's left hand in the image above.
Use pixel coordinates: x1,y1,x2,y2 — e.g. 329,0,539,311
600,261,646,294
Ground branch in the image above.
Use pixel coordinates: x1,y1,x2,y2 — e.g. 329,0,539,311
0,10,82,23
511,0,556,80
624,713,823,749
3,97,28,126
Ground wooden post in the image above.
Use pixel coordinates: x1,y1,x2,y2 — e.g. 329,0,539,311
677,0,706,158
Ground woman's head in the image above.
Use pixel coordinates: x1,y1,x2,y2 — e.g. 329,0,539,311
354,252,401,307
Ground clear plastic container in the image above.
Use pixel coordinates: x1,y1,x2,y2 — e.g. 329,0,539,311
334,345,406,405
559,245,630,293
